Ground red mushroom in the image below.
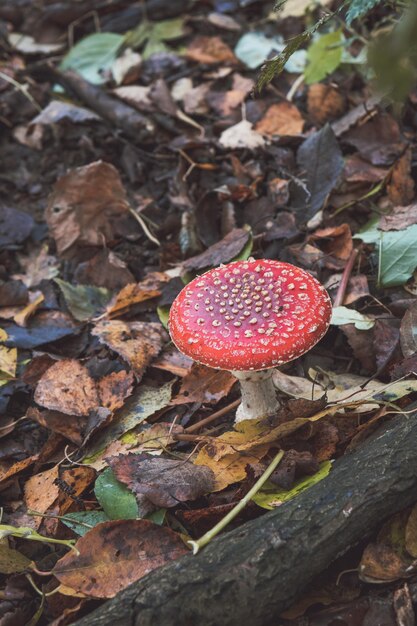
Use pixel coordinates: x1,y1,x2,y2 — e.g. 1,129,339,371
169,259,332,422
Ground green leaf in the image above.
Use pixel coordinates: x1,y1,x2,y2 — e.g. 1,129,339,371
60,32,124,85
126,18,185,56
346,0,385,25
94,467,138,520
152,18,185,41
330,306,375,330
252,461,332,510
235,32,307,71
61,511,110,537
147,509,166,525
304,30,344,84
55,279,112,321
157,305,170,329
356,222,417,287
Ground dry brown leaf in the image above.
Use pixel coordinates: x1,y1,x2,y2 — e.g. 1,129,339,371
309,224,353,261
97,370,134,412
57,467,97,514
182,228,250,272
52,520,188,598
255,102,304,137
400,301,417,357
101,273,168,319
45,161,130,259
108,453,215,508
185,36,237,65
34,360,99,416
24,466,59,524
74,249,135,291
387,148,415,206
27,407,89,446
152,346,194,377
171,363,236,405
307,84,345,125
92,320,167,379
379,203,417,231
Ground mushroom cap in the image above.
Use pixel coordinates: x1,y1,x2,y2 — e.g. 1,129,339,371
169,259,332,371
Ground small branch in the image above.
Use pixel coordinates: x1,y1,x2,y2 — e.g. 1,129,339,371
333,246,361,307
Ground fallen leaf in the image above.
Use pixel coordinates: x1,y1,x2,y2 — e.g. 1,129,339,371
0,346,17,379
206,73,254,116
34,360,99,416
296,124,344,222
92,320,167,378
0,539,33,574
344,113,404,166
186,36,237,65
13,292,44,327
387,148,415,206
182,228,251,272
52,520,188,598
58,467,97,514
304,30,344,85
83,382,175,465
171,363,236,405
400,301,417,357
55,279,111,321
405,503,417,558
0,280,28,307
331,95,381,137
379,203,417,231
307,83,345,125
219,119,266,150
309,224,353,260
108,453,215,508
46,161,130,259
94,467,139,520
255,102,304,137
74,249,135,291
101,274,167,319
0,205,34,248
24,466,59,524
331,306,375,330
97,370,134,412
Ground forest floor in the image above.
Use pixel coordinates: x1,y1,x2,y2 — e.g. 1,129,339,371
1,0,417,624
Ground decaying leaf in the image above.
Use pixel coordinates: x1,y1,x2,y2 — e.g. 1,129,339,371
92,320,168,379
52,520,188,598
34,360,99,416
171,363,236,405
185,36,237,65
255,102,304,137
45,161,131,259
182,228,251,273
219,120,266,150
108,453,215,508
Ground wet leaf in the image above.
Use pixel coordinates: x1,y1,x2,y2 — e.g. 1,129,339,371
52,520,188,598
108,453,215,508
94,467,139,520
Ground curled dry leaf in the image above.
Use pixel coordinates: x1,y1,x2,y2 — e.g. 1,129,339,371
52,520,188,598
108,452,215,508
309,224,353,261
34,360,99,416
45,161,130,259
101,273,168,319
171,363,236,405
92,320,168,379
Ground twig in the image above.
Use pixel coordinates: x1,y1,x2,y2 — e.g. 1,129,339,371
0,71,42,112
333,246,361,307
128,207,161,246
185,399,240,434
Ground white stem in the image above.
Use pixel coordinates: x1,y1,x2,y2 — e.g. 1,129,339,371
232,369,280,423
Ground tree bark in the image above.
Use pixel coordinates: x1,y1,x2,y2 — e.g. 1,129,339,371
74,410,417,626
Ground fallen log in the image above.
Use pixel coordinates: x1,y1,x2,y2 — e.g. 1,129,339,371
74,410,417,626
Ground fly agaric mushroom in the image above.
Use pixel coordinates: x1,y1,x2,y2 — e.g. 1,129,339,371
169,259,332,422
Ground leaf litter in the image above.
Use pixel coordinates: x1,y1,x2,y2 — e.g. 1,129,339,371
1,0,417,623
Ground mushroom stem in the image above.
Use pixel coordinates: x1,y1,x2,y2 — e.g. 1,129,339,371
232,369,280,423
